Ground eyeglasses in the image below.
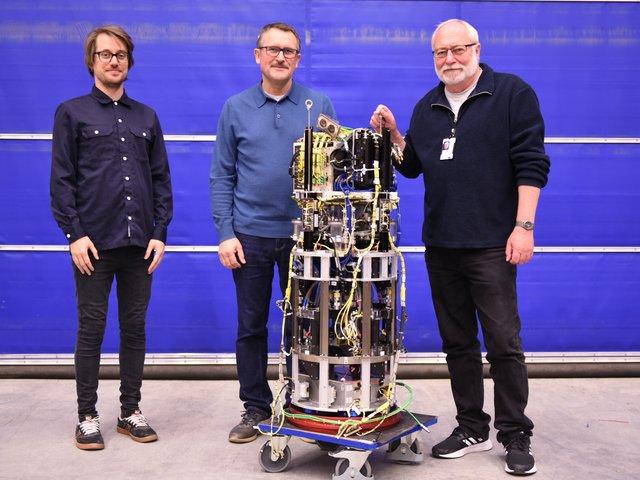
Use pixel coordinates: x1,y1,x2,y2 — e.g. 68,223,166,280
95,50,129,63
432,43,477,59
257,46,299,59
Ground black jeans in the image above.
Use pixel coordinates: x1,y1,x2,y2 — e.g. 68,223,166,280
232,232,294,415
73,246,152,418
425,246,534,444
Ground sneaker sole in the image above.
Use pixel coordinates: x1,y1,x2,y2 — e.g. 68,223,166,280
433,439,493,459
76,442,104,450
117,426,158,443
505,462,537,475
228,432,259,444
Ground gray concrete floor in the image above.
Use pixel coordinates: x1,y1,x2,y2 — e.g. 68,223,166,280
0,377,638,480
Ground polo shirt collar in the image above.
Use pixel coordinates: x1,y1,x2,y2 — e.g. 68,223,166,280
252,81,301,108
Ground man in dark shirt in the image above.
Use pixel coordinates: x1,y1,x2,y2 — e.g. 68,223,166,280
371,19,550,476
50,25,172,450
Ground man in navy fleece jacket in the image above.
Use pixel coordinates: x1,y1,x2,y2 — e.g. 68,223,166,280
371,19,549,476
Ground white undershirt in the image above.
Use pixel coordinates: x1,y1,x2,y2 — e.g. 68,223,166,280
264,91,286,102
445,68,482,121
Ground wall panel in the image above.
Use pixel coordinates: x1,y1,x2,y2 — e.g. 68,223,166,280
1,1,638,357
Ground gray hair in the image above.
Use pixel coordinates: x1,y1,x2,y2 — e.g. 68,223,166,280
431,19,479,49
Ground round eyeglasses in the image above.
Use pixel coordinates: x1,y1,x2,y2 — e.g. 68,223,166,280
432,43,477,59
95,50,129,63
257,46,299,59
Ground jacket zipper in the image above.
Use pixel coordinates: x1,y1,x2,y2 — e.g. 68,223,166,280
432,90,490,138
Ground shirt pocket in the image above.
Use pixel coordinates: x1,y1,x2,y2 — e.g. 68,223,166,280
80,124,114,160
130,126,153,161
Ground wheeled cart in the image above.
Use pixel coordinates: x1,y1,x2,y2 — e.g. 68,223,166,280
256,411,437,479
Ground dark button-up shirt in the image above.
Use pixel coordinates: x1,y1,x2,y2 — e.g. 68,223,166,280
50,86,172,250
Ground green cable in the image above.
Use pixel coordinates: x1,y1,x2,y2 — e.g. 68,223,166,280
283,380,417,427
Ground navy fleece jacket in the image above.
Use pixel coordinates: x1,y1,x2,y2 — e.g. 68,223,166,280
398,63,550,248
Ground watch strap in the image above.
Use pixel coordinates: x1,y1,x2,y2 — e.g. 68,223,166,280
515,220,534,231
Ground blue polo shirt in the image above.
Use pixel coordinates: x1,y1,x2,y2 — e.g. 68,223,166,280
210,82,335,241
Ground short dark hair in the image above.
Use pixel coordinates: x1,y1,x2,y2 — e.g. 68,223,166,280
256,22,301,51
84,25,134,76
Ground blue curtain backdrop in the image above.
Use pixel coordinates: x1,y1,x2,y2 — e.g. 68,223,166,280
0,0,638,355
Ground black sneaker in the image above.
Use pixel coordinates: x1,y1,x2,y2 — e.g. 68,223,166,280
228,409,270,444
75,415,104,450
504,432,536,475
432,426,493,459
117,410,158,443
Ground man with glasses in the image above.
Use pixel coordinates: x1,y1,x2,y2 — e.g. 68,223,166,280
371,19,549,475
210,22,335,443
51,25,172,450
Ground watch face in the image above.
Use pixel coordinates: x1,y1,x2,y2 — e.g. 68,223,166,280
517,221,534,231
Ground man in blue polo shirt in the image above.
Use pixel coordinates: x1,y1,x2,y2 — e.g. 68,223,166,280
210,22,335,443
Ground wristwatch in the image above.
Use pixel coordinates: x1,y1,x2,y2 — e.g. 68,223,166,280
515,220,534,231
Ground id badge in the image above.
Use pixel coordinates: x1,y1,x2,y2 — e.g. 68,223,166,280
440,137,456,160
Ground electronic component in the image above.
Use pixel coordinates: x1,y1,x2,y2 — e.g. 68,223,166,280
258,113,436,478
286,116,405,418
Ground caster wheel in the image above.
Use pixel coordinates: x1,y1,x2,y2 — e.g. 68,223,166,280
387,439,401,452
335,458,372,478
388,438,420,454
258,441,292,473
386,436,423,464
317,440,340,452
410,438,421,454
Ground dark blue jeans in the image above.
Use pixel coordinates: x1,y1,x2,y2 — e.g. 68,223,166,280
425,246,534,444
232,232,294,415
73,246,152,418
